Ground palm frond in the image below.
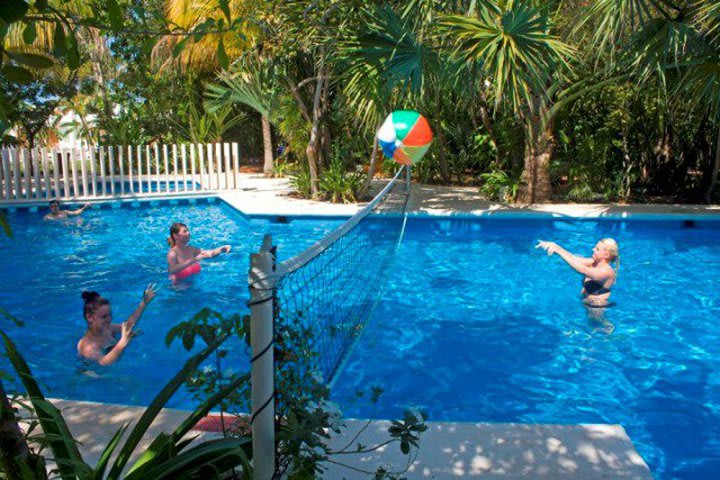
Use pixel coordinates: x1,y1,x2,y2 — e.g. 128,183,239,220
631,16,702,83
695,0,720,46
572,0,657,56
152,0,259,72
441,2,574,113
205,55,280,122
677,54,720,119
335,5,432,133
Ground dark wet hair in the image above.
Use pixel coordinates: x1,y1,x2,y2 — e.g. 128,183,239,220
49,199,60,207
82,291,109,320
168,222,187,247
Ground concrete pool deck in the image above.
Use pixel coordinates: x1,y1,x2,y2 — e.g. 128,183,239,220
219,171,720,219
49,398,651,479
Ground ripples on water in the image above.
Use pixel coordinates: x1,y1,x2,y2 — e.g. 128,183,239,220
3,207,720,479
0,202,342,409
331,217,720,480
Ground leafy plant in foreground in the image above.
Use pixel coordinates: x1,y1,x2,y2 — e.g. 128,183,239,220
180,307,429,479
0,309,253,480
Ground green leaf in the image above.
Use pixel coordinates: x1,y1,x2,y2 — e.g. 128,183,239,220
0,0,29,24
0,329,87,479
22,21,36,44
107,339,229,479
126,373,249,478
92,423,130,480
182,328,194,350
128,438,252,480
5,50,53,69
2,64,33,83
107,0,124,31
52,22,67,58
125,432,174,478
172,36,189,58
0,307,25,327
141,37,157,56
65,31,80,69
218,0,231,24
217,37,229,70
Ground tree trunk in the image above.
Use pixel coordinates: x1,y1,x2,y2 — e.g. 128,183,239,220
261,115,274,176
704,126,720,203
320,83,332,168
0,379,36,480
435,91,450,183
516,120,555,204
305,64,325,198
620,131,633,201
321,124,332,168
478,91,500,164
360,130,381,199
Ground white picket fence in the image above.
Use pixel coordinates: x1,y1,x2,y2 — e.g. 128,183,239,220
0,142,244,203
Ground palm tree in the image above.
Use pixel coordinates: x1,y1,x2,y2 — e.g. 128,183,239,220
575,0,720,202
338,2,475,194
205,55,279,175
442,1,575,203
152,0,274,171
151,0,258,72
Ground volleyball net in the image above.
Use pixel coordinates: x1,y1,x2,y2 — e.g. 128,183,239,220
273,166,410,384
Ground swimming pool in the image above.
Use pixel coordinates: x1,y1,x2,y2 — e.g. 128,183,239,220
2,206,718,480
329,215,720,480
0,200,343,408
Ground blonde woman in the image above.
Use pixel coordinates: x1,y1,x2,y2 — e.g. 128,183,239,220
536,238,619,308
166,222,231,283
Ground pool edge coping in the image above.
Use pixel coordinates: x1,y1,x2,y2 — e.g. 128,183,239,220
4,191,720,221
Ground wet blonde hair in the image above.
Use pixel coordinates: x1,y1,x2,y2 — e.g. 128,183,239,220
599,238,620,271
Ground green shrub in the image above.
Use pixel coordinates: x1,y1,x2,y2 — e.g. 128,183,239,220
567,183,599,202
290,165,313,198
319,157,363,203
479,169,519,202
273,158,296,178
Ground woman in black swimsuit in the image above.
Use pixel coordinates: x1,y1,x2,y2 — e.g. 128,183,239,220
77,284,158,365
536,238,620,330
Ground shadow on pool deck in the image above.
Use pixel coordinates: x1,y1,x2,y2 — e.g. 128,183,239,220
46,398,651,479
324,420,652,479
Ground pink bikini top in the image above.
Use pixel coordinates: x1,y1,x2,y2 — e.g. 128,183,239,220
171,262,201,281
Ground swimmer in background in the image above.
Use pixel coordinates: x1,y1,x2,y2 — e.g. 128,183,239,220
536,238,620,332
166,222,232,283
44,199,91,220
77,283,158,366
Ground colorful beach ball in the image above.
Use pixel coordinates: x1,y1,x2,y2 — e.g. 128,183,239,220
377,110,433,166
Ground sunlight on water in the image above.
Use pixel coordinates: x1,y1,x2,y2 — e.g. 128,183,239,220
331,216,720,480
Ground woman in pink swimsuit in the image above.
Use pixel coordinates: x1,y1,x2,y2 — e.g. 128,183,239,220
167,222,231,283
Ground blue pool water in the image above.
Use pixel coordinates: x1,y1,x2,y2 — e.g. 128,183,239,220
2,207,719,480
0,200,342,408
329,216,720,480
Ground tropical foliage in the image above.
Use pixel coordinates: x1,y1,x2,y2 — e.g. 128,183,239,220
2,0,720,203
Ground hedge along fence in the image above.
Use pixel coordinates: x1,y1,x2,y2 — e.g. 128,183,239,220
0,142,244,203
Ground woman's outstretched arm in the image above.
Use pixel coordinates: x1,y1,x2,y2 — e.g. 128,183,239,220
536,241,607,281
125,283,158,329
